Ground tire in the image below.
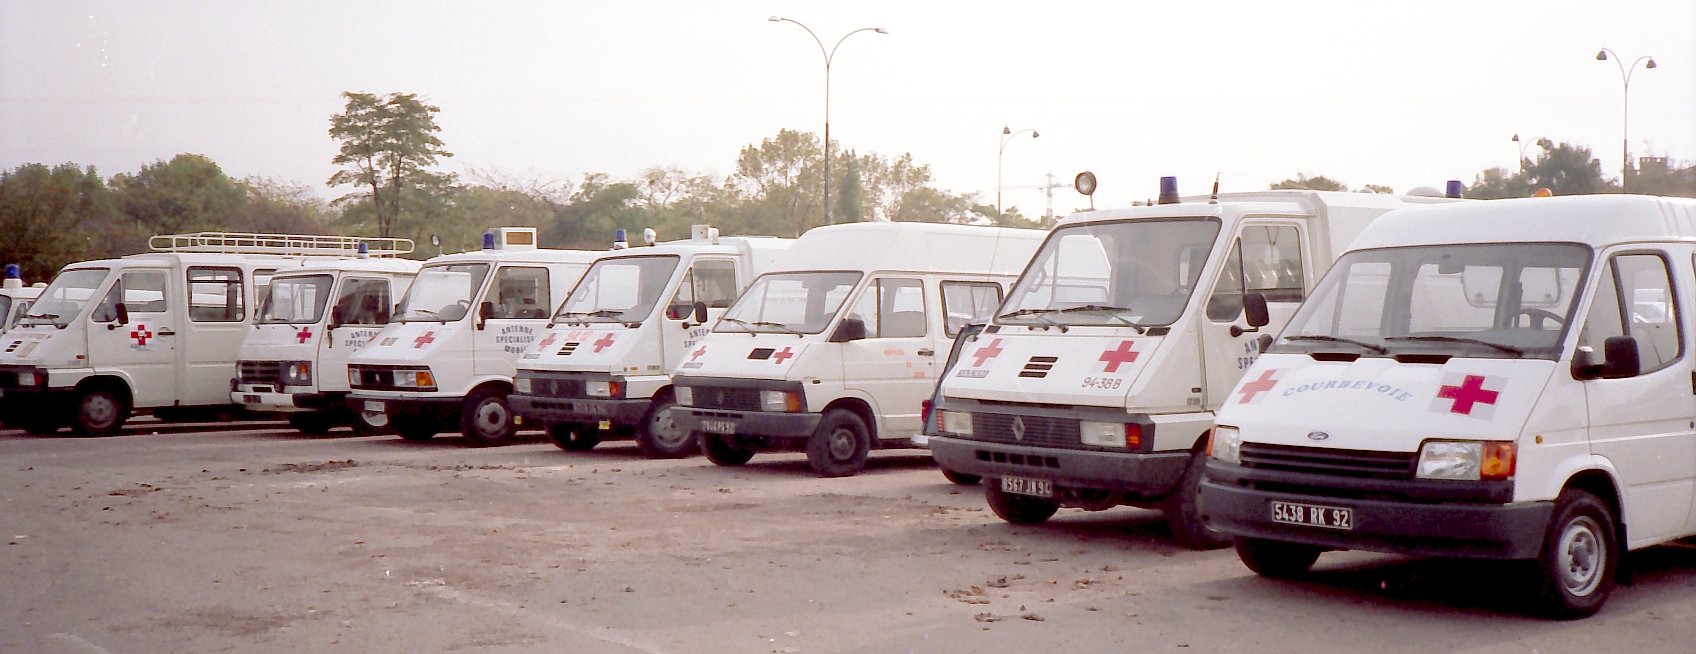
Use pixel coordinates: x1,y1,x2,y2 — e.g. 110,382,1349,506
288,411,336,435
985,479,1060,524
700,433,756,466
548,422,602,451
940,466,982,486
351,408,390,435
1532,489,1617,619
635,395,694,459
392,414,439,442
1163,448,1233,550
806,410,871,478
1235,537,1322,578
71,388,127,435
460,387,516,447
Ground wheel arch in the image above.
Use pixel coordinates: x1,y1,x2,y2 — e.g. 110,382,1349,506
74,375,134,411
1562,469,1626,547
822,397,877,441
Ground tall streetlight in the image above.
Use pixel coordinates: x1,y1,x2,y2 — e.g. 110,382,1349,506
1511,133,1550,171
997,126,1038,217
1595,48,1657,188
769,17,888,225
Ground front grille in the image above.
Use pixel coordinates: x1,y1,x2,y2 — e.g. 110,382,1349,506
971,412,1081,449
689,386,762,411
349,366,398,391
239,360,285,386
1240,442,1415,479
0,369,18,388
529,377,586,398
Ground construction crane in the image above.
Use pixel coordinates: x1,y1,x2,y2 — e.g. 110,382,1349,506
1003,173,1073,220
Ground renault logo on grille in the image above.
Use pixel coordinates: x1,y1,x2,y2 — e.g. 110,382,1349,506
1012,416,1027,440
1307,431,1330,441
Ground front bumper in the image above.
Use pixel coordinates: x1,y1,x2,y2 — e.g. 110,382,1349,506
675,407,823,447
0,385,76,424
929,436,1187,496
1199,460,1552,559
349,394,465,422
232,388,339,413
510,394,648,426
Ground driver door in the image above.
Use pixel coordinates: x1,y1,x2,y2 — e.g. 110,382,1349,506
88,268,177,407
1200,221,1308,408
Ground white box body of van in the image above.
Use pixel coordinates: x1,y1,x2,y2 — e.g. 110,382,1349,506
672,222,1044,477
1201,195,1696,617
0,273,44,334
509,232,792,457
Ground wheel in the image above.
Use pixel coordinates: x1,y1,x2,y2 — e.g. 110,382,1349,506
548,422,602,451
351,408,389,435
940,466,982,485
806,410,871,478
459,387,516,447
71,388,127,435
1163,448,1233,550
392,414,439,442
985,479,1060,524
1235,537,1322,578
1532,489,1617,619
700,433,756,466
635,395,694,459
287,411,336,435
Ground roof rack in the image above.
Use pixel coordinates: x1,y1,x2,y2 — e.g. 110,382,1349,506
147,232,415,257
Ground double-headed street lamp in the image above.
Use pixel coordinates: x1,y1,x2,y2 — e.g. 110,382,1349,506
1595,47,1657,188
997,126,1038,217
769,17,888,225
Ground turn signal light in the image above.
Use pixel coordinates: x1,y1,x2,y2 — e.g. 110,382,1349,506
1125,423,1143,450
1481,442,1516,479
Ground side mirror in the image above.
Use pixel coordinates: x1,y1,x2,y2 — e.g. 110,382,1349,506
692,302,709,324
477,301,496,330
1230,292,1271,337
107,303,130,330
829,317,867,343
1602,335,1641,379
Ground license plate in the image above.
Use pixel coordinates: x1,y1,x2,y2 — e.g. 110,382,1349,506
1270,500,1353,530
243,394,261,404
700,419,737,434
364,400,385,413
1000,476,1053,498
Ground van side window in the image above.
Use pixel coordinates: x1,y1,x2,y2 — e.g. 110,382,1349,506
491,266,550,319
188,267,244,322
846,277,926,338
93,270,169,322
941,281,1003,337
334,278,393,326
1208,225,1304,321
1578,253,1681,374
670,259,740,315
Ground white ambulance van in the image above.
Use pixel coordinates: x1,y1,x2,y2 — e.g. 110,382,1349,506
510,226,792,458
347,228,600,446
232,252,420,434
672,222,1044,477
1201,195,1696,618
928,180,1456,548
0,233,392,434
2,264,46,333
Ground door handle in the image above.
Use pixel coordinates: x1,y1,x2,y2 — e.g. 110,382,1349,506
158,330,177,336
917,348,935,356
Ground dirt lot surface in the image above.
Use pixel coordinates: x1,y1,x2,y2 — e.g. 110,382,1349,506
6,420,1696,653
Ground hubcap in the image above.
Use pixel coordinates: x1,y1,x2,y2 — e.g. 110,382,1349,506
84,395,116,427
827,429,857,460
477,400,508,436
361,411,389,428
651,406,688,447
1557,516,1605,596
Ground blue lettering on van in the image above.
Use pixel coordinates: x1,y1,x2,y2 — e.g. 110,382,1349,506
1281,379,1414,402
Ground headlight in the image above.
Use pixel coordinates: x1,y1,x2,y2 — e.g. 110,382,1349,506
393,368,437,391
514,376,533,395
760,389,802,412
1081,420,1143,449
16,370,41,387
349,368,360,386
1209,426,1242,464
674,385,693,406
283,361,312,386
1417,440,1516,480
585,380,624,398
937,409,973,436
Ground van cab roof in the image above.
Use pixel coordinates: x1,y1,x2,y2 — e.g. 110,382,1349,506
1059,189,1455,227
599,235,792,260
1351,195,1696,250
769,222,1044,276
266,257,423,276
423,248,603,266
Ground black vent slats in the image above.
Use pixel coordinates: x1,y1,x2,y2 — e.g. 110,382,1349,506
1019,356,1058,379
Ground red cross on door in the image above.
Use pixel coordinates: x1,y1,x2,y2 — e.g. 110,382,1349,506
413,331,436,349
1437,374,1500,415
296,326,313,344
772,347,794,364
537,333,558,350
1235,369,1279,403
1098,340,1141,373
689,346,707,361
970,338,1004,368
593,333,616,352
130,324,153,347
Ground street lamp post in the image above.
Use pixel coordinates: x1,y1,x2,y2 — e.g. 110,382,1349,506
997,126,1038,217
769,17,887,225
1595,48,1658,189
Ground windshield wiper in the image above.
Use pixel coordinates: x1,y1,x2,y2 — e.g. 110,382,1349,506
24,313,58,321
1384,335,1524,356
996,307,1068,332
752,321,803,335
1053,305,1149,334
1283,334,1389,354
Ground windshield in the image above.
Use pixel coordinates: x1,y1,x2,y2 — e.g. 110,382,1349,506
22,268,109,327
257,275,333,325
555,255,680,323
1000,218,1221,327
0,296,11,330
396,263,489,322
717,271,861,334
1273,243,1591,360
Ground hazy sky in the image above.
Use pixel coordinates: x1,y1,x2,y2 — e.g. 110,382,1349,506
3,1,1693,220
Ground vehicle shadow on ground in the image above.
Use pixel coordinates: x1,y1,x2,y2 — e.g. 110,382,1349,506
717,451,947,478
356,430,551,449
976,507,1207,554
0,420,288,440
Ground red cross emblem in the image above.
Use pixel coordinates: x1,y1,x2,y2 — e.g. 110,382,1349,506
689,346,707,361
130,324,153,346
296,326,313,344
413,331,436,349
970,338,1004,368
772,347,794,364
1098,340,1141,373
1437,374,1500,416
537,333,558,350
1236,369,1280,403
592,333,616,352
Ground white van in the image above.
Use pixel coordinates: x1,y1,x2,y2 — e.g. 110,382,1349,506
510,226,792,457
673,222,1044,477
1201,195,1696,618
0,233,397,434
1,264,45,333
347,228,600,446
928,182,1455,548
232,255,420,434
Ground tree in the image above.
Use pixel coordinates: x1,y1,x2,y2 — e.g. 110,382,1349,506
229,177,331,235
1631,158,1696,198
1466,141,1618,199
0,163,120,279
110,154,248,236
729,129,821,236
327,92,453,237
1270,174,1348,192
835,155,864,223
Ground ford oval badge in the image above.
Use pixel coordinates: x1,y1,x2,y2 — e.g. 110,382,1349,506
1306,431,1330,441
